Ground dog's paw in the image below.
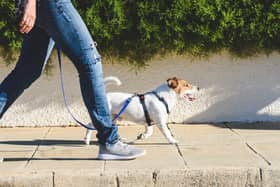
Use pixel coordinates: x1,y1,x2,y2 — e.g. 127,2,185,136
84,138,91,145
140,133,152,139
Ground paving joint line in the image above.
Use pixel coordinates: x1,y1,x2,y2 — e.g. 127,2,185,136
152,170,159,187
259,168,263,182
52,171,55,187
24,127,52,168
116,175,120,187
224,123,271,166
174,143,188,167
168,124,188,168
103,160,107,174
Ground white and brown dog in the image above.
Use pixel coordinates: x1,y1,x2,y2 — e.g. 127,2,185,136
84,76,199,144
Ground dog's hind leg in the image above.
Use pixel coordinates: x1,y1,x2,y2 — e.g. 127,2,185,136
84,129,92,145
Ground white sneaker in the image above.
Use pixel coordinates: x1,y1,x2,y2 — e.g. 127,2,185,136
98,140,146,160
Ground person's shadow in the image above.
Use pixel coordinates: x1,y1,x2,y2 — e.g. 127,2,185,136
0,139,98,146
0,139,100,162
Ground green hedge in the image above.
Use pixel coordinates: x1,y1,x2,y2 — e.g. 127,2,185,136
0,0,279,66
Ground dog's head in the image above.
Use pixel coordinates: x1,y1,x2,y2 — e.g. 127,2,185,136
167,77,199,101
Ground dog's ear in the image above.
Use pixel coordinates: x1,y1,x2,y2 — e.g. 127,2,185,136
167,77,179,89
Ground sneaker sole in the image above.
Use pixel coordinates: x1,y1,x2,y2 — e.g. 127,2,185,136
98,150,146,160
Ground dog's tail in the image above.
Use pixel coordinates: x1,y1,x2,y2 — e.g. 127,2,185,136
104,76,122,87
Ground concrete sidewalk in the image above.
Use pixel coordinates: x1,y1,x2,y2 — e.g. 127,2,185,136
0,123,280,187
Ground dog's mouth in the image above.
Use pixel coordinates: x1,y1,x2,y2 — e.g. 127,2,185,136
184,93,196,101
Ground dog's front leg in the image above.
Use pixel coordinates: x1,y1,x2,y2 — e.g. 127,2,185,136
141,126,153,139
158,121,178,144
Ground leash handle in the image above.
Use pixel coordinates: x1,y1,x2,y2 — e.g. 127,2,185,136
57,48,96,131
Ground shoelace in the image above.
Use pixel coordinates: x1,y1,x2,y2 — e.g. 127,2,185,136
116,141,129,151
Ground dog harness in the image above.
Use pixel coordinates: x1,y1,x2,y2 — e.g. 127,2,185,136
149,91,170,114
137,94,153,126
139,92,170,126
112,91,170,127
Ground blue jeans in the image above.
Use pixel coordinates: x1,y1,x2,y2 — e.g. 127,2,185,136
0,0,119,145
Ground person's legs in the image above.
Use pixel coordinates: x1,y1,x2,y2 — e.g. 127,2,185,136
38,0,119,145
37,0,145,159
0,27,54,119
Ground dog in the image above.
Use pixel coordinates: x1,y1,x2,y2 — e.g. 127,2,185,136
84,76,199,144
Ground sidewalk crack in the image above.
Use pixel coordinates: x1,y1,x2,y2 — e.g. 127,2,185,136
24,127,52,168
224,123,271,166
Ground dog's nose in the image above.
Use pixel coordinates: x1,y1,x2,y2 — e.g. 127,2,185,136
197,87,200,91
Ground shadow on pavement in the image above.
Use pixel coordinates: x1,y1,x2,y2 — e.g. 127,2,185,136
0,139,99,146
209,122,280,130
3,157,100,162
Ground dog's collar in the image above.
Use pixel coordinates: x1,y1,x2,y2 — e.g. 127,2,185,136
150,91,170,114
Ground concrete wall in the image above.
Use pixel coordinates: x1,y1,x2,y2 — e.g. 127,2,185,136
0,52,280,127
